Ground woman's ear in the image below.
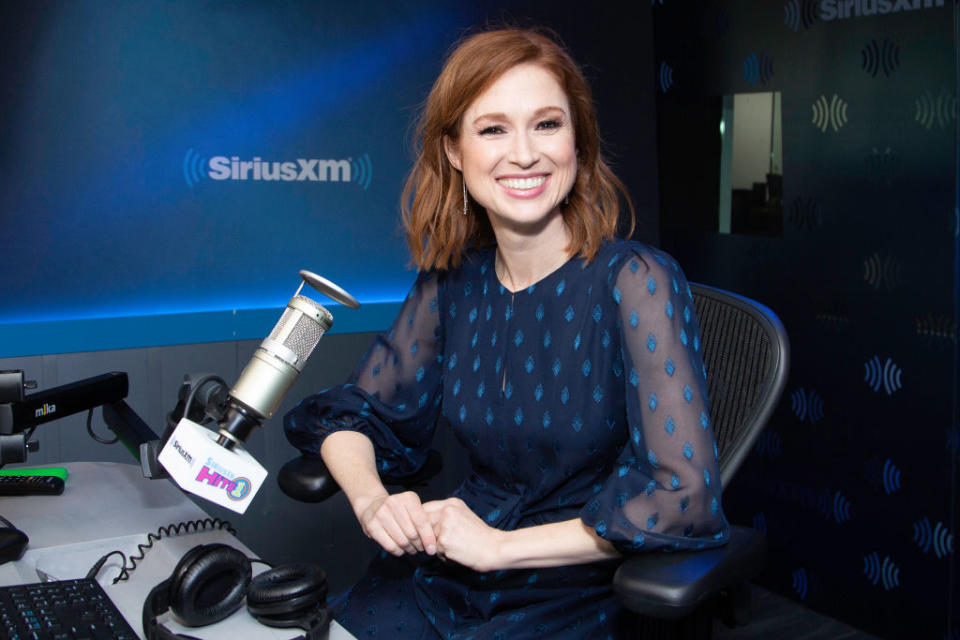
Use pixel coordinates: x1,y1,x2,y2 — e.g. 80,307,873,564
443,136,463,172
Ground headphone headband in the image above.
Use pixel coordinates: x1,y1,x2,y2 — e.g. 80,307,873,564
141,544,329,640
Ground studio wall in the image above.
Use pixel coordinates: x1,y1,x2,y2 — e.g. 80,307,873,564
0,0,659,595
0,0,657,357
652,1,958,637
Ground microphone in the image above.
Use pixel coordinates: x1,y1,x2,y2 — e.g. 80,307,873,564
158,271,358,513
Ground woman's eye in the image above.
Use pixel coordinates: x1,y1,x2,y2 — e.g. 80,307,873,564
537,119,562,130
479,125,504,135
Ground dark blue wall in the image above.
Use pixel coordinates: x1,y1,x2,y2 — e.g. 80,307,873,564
652,1,958,638
0,1,658,357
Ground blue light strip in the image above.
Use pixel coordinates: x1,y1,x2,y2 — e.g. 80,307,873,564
0,302,402,357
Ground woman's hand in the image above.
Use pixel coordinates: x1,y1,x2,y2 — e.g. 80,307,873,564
353,491,438,557
422,497,505,572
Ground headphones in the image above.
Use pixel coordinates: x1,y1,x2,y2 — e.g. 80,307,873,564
142,543,330,640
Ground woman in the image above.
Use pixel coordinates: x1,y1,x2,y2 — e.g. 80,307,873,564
285,28,728,639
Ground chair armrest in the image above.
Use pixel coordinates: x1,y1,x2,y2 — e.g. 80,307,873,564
277,450,444,503
277,455,342,503
612,525,766,619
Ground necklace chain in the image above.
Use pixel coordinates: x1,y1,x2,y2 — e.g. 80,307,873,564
495,249,570,292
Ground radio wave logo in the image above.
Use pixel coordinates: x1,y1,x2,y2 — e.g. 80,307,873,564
879,459,901,495
784,0,818,32
743,52,774,87
863,252,902,291
864,356,903,395
864,147,902,186
913,518,954,559
863,552,900,590
183,148,208,188
947,425,960,460
351,153,373,191
812,94,849,133
816,300,850,329
788,196,823,231
755,430,782,459
861,38,900,78
817,490,832,520
182,149,372,189
791,388,824,423
791,568,809,600
916,313,958,346
832,490,851,524
915,90,957,130
701,7,730,38
659,61,675,93
752,512,767,534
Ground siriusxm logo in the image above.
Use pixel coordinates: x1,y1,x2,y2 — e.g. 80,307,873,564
820,0,944,21
183,148,373,190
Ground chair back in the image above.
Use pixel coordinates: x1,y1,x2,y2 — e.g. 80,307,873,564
690,283,789,487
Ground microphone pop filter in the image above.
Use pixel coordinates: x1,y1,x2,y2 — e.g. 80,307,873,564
298,270,360,309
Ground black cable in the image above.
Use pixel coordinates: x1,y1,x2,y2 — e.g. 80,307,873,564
85,550,127,580
0,514,16,529
112,517,236,584
86,408,119,445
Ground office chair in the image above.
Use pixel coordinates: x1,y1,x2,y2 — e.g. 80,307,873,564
613,282,790,639
278,282,790,640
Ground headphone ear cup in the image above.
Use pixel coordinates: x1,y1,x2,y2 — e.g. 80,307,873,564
246,563,327,626
169,544,252,627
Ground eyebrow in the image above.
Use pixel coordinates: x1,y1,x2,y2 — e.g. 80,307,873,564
470,105,567,126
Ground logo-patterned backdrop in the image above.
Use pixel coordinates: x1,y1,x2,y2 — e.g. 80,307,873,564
651,1,957,637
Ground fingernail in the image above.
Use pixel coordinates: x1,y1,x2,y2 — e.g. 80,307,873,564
427,545,436,555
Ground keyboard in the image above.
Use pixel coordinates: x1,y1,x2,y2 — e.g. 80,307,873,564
0,578,137,640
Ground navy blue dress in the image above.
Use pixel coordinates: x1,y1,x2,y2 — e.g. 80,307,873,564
285,240,729,639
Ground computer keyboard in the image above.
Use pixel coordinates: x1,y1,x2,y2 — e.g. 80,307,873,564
0,578,137,640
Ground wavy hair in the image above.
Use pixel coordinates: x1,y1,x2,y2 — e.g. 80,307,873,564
401,28,634,271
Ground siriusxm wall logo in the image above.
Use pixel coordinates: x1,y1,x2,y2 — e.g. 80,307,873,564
863,552,900,590
183,148,373,190
821,0,945,21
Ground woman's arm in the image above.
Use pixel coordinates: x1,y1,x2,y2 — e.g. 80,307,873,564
321,430,438,557
423,498,618,572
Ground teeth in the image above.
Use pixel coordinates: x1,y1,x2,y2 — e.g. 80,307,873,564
498,176,546,190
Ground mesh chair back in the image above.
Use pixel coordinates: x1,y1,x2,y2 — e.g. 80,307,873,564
690,283,789,487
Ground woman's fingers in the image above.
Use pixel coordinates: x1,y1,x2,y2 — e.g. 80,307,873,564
361,491,436,556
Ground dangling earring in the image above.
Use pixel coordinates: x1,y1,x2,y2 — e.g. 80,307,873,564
462,177,469,216
563,193,570,207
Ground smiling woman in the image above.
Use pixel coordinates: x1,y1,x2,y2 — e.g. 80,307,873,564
443,63,578,291
284,27,729,639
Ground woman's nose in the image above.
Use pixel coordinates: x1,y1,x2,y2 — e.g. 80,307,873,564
508,131,538,168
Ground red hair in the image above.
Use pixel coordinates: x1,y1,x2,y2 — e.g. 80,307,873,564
401,28,634,271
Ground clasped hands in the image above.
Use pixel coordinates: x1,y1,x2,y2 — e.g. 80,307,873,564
354,491,503,573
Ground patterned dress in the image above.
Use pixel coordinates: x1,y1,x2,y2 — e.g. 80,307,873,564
284,239,729,639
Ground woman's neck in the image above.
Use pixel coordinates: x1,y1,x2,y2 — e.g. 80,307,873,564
493,217,572,293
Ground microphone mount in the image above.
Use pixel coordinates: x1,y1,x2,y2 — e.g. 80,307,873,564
0,370,130,465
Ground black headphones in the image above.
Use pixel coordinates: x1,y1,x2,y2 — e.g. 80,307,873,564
142,543,330,640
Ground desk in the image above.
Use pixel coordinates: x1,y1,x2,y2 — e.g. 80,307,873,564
0,462,355,639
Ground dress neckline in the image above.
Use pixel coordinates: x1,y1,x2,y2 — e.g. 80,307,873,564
487,246,581,295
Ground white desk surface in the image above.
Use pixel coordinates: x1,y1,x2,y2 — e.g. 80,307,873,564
0,461,355,640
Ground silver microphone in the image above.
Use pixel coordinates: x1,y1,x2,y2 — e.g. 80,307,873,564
216,271,359,449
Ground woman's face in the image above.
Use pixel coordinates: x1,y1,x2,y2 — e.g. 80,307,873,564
445,63,577,235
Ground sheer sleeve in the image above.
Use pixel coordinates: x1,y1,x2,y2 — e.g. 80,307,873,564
580,246,729,553
283,271,445,479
